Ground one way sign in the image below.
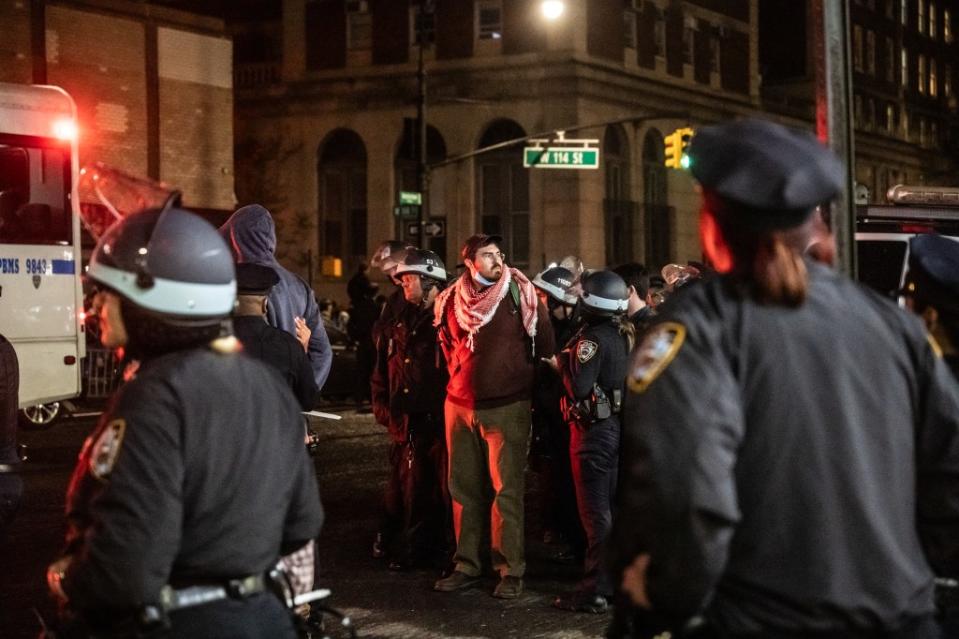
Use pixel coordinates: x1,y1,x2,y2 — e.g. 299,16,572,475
406,220,446,238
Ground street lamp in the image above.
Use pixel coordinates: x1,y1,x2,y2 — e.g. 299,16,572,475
541,0,565,21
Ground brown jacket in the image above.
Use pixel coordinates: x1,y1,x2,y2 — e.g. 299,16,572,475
439,285,554,409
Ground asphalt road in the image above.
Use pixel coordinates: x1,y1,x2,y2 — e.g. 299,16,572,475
1,408,609,639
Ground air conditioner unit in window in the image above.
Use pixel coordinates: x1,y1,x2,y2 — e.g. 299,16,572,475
346,0,369,13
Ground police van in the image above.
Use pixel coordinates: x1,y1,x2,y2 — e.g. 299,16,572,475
0,83,85,427
857,184,959,301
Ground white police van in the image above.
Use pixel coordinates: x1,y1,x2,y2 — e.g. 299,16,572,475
0,83,85,427
857,184,959,301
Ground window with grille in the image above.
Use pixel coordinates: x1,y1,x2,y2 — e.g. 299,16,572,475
930,58,938,95
477,1,503,40
347,1,371,50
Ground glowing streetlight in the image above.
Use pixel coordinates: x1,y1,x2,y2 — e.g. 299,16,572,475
541,0,565,21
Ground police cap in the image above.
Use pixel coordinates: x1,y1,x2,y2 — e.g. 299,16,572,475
907,233,959,316
236,263,280,295
688,119,844,230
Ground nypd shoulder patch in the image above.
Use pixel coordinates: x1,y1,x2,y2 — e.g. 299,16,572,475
627,322,687,393
576,339,598,363
89,419,127,481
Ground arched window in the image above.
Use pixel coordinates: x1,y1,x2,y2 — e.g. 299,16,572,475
476,119,529,269
394,122,447,261
317,129,367,277
642,130,670,270
604,125,634,265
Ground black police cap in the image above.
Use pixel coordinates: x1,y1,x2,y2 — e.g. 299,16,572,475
236,263,279,295
688,119,844,229
908,233,959,314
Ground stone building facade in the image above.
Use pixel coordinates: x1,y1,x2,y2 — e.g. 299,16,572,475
760,0,959,202
0,0,235,211
233,0,762,298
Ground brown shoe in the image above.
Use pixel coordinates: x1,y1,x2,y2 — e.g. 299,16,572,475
492,575,523,599
433,570,480,592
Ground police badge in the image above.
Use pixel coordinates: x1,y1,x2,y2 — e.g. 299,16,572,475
89,419,127,480
32,275,41,289
628,322,686,393
576,339,598,363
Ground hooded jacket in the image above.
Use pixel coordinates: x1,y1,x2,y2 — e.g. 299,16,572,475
220,205,332,389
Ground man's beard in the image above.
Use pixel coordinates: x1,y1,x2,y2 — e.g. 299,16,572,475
487,267,503,280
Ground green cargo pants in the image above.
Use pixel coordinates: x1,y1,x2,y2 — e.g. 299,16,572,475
445,399,531,578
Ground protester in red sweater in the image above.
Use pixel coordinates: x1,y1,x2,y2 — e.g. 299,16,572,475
432,234,554,599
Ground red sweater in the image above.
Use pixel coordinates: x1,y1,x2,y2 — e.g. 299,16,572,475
439,289,555,409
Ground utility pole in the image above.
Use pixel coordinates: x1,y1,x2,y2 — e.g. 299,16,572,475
416,1,433,249
812,0,857,278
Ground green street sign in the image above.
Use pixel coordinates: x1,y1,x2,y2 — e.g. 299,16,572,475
523,147,599,170
393,204,420,218
399,191,422,205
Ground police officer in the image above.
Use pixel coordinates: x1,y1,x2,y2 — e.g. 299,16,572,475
531,266,584,556
370,248,450,571
904,233,959,379
369,239,414,559
551,270,633,614
233,263,317,410
902,233,959,637
47,207,324,637
0,333,20,537
611,119,959,638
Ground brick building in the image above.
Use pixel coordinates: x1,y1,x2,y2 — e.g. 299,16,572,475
760,0,959,201
0,0,235,211
231,0,762,298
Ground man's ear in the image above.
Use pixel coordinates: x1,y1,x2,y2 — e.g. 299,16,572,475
261,297,269,315
464,258,476,275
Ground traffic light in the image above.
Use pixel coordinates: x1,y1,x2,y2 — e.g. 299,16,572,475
663,127,695,169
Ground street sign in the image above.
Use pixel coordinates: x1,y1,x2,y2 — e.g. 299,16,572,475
523,147,599,170
394,204,420,218
406,220,445,238
399,191,422,205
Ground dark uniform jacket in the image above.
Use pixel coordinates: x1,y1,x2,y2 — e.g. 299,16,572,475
234,315,317,411
615,261,959,634
371,301,448,442
559,321,629,417
60,348,324,615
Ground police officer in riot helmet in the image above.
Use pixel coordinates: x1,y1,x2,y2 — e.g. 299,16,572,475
548,269,634,614
371,248,452,572
531,265,585,557
611,119,959,638
534,266,580,347
47,207,324,638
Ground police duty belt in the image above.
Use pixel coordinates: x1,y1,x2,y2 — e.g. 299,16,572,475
155,575,331,614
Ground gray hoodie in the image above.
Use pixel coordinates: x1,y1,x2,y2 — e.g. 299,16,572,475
220,204,332,390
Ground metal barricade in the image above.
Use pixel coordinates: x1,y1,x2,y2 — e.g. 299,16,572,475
82,347,120,399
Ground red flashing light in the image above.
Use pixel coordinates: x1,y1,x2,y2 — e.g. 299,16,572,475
52,118,78,141
900,224,934,234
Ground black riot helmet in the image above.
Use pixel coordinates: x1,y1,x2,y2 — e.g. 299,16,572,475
533,266,577,307
394,248,448,284
87,207,237,357
576,269,629,318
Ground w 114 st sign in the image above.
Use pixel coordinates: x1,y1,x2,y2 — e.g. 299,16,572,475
523,131,599,170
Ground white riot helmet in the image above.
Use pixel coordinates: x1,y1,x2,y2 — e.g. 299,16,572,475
533,266,577,306
394,248,447,284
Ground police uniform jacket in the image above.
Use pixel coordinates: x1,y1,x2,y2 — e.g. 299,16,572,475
615,261,959,634
234,315,318,411
371,301,448,442
559,321,628,419
60,347,324,614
